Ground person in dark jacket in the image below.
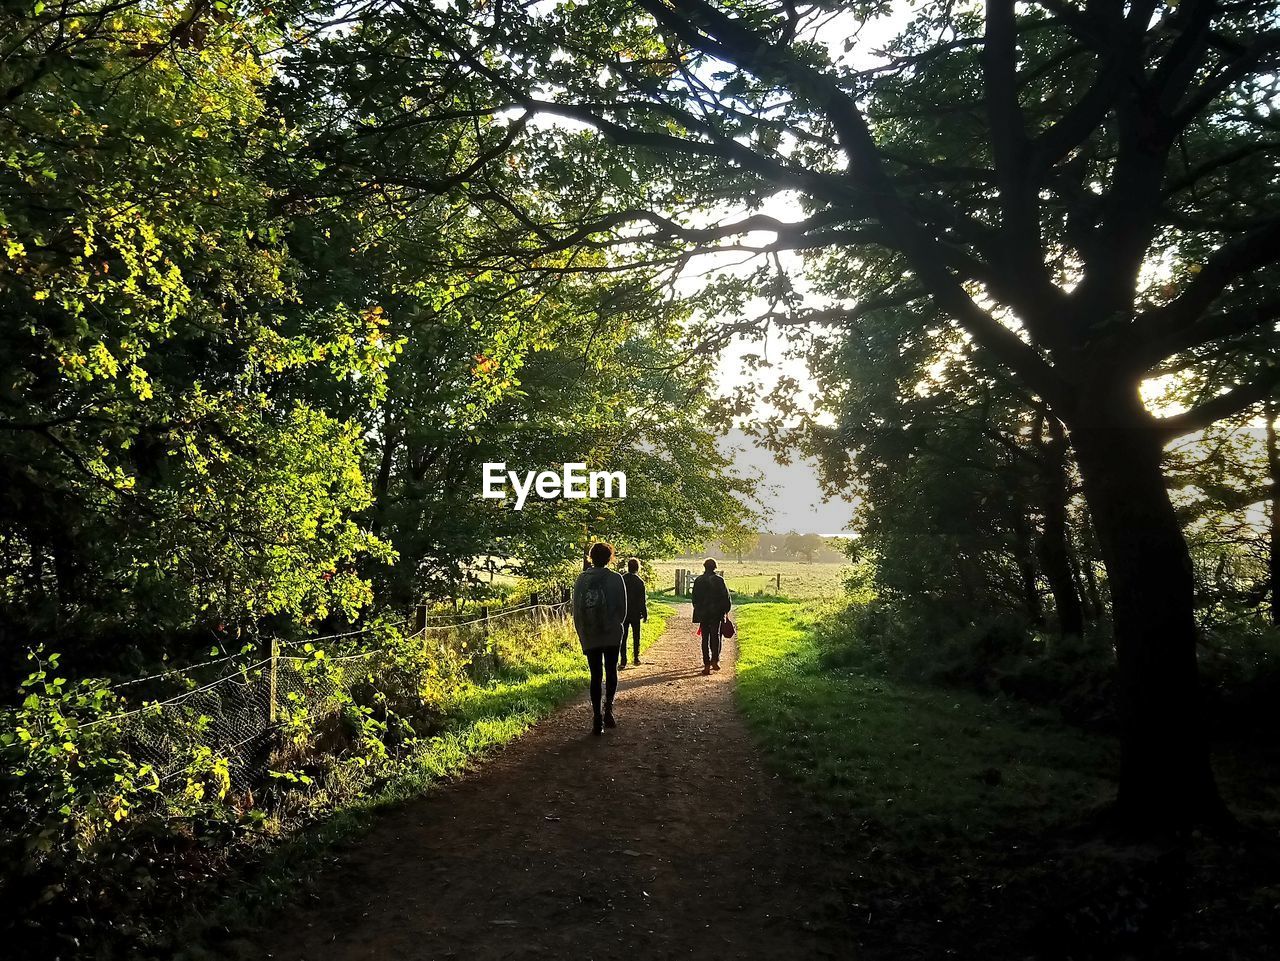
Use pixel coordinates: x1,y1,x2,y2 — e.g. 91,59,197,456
619,558,648,669
572,541,628,735
690,558,732,675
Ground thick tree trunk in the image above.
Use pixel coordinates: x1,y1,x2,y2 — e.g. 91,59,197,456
1068,387,1226,830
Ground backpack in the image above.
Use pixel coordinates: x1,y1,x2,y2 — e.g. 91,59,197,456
580,573,612,633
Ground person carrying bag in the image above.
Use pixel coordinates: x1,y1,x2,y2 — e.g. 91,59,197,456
690,557,732,675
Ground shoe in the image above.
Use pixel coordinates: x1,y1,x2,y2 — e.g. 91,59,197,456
618,663,627,670
702,664,712,675
712,661,721,671
592,714,604,736
604,705,617,729
633,657,641,665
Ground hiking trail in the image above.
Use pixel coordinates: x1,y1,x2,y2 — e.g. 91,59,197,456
252,604,850,960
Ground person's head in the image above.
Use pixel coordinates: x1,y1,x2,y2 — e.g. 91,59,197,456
703,558,717,572
589,541,614,568
627,558,639,573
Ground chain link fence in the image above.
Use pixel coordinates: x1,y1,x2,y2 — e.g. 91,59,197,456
81,598,571,794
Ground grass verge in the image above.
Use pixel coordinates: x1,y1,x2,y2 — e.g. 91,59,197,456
732,602,1278,961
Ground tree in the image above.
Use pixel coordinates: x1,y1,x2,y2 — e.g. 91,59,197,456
258,1,764,605
392,0,1280,827
719,526,761,563
784,532,827,564
0,2,395,678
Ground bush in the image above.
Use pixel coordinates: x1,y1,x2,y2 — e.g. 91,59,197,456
814,599,1118,728
1199,625,1280,736
0,611,581,957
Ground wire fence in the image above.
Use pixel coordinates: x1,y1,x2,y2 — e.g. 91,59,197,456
83,596,572,794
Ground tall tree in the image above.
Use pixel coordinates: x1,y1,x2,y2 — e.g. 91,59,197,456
0,1,394,677
392,0,1280,827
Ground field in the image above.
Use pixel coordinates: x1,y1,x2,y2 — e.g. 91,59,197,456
650,558,850,601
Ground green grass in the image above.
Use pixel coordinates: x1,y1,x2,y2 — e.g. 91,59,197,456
651,559,849,601
732,603,1119,959
734,603,1113,832
444,598,675,729
731,603,1280,960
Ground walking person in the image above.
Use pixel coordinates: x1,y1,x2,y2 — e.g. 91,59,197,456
573,541,628,735
619,558,648,669
691,558,732,675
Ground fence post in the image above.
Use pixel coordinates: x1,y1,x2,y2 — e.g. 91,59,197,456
530,591,540,607
267,636,279,724
776,573,781,593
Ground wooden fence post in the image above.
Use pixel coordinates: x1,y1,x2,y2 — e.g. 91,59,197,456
776,573,781,593
267,637,279,724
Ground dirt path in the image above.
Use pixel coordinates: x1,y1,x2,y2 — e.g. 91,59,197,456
253,605,850,960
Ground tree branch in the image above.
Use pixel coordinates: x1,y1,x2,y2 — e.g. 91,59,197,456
1133,219,1280,355
1155,368,1280,439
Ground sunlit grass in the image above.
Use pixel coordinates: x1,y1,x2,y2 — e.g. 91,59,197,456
651,559,850,600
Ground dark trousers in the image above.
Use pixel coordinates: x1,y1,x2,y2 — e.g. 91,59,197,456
619,621,641,665
700,620,722,665
586,645,619,715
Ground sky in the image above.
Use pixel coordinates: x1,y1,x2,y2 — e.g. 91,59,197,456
718,429,856,536
661,7,920,538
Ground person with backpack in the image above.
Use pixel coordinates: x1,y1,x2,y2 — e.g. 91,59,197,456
572,541,628,735
691,557,732,675
619,558,648,669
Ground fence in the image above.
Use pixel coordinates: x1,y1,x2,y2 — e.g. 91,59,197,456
673,569,783,595
80,597,572,794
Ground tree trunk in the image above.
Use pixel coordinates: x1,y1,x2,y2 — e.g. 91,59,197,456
1067,544,1096,622
1067,386,1226,830
1035,416,1085,638
370,409,399,538
1266,400,1279,626
1077,511,1106,619
1011,512,1046,629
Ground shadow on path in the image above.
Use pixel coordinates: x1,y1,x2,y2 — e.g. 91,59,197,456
251,605,850,961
